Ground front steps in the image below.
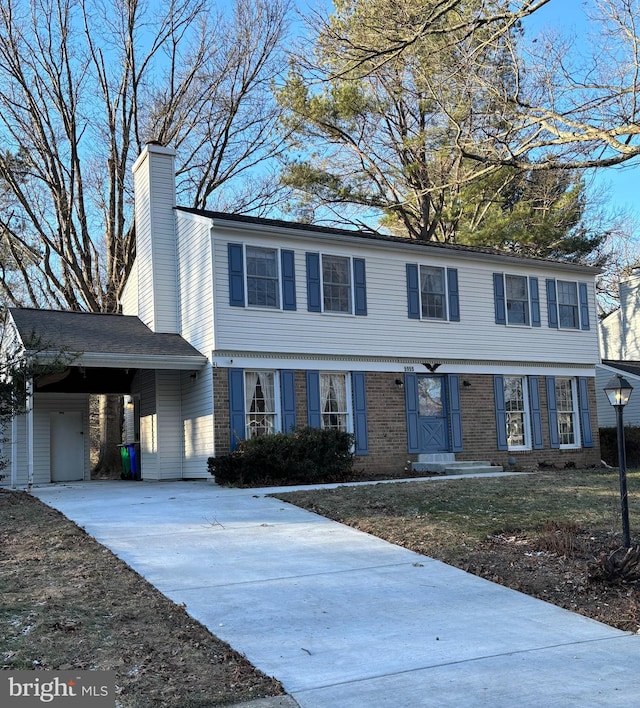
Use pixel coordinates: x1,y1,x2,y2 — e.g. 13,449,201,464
412,453,503,476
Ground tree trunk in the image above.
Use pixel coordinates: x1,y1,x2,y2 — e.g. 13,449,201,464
92,395,124,479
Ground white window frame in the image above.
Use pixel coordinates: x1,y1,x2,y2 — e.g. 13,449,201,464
245,246,281,309
319,372,353,432
504,274,530,326
419,265,447,321
557,280,580,330
503,376,531,451
321,254,353,314
244,370,280,438
555,377,581,449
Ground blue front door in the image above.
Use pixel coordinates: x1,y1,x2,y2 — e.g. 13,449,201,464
417,375,449,453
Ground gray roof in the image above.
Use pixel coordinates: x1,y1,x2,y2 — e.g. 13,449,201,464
601,361,640,379
8,308,207,370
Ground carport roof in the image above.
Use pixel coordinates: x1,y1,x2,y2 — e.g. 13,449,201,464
8,308,208,370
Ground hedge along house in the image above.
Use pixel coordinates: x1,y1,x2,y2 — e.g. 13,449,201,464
3,143,602,486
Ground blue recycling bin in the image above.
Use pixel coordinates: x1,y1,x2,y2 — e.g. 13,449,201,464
127,443,139,480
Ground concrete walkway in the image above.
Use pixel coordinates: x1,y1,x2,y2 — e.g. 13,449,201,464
32,479,640,707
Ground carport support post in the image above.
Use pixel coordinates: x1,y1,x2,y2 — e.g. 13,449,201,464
615,404,632,549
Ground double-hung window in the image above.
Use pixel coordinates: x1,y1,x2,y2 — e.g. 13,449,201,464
320,373,349,430
245,370,278,438
246,247,279,308
306,253,367,315
555,377,579,447
493,273,540,326
505,275,530,325
406,264,460,321
322,255,351,313
420,266,447,319
546,279,590,330
228,243,296,310
557,281,579,329
503,376,530,449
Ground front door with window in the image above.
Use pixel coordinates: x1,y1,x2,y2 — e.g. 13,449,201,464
416,375,449,453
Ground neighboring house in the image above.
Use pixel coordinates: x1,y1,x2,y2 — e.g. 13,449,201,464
2,143,602,486
597,269,640,428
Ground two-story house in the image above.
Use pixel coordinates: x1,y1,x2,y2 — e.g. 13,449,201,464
597,269,640,428
3,143,602,487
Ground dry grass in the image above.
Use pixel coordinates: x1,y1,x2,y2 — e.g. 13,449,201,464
0,489,284,707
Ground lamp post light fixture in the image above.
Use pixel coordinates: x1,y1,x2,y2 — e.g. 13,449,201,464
603,374,634,548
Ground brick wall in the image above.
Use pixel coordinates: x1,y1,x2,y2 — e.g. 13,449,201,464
456,374,601,471
210,368,601,476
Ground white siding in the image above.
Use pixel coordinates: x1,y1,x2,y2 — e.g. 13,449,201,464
211,229,600,367
133,144,179,333
32,394,90,485
176,212,214,355
10,415,27,487
137,370,157,479
596,365,640,428
120,258,139,316
156,370,183,480
180,367,213,478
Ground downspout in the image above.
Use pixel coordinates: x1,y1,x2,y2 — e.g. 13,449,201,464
26,378,33,491
10,412,17,489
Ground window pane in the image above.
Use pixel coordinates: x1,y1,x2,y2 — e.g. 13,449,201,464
322,256,351,312
420,266,446,319
505,275,529,325
246,247,279,308
504,376,528,448
557,281,579,328
245,371,276,438
320,373,348,430
555,378,576,446
418,376,443,416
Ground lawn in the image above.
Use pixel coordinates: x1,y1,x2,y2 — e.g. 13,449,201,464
274,468,640,632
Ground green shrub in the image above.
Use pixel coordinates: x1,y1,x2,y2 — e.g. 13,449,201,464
208,426,355,487
599,426,640,468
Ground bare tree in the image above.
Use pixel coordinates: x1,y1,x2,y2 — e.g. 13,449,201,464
458,0,640,171
0,0,291,474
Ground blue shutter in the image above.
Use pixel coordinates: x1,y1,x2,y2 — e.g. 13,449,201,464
281,250,297,311
546,376,560,448
306,370,321,428
493,375,508,451
406,264,420,319
352,372,369,455
529,278,541,327
353,258,367,316
447,268,460,322
306,253,321,312
546,279,558,328
228,369,245,451
228,243,245,307
579,283,590,330
404,373,420,453
280,370,296,433
578,377,594,448
528,376,543,449
448,375,463,452
493,274,506,325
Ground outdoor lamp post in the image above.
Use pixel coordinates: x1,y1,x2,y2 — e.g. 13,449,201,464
604,374,634,548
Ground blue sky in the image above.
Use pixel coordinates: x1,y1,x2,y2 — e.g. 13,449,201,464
522,0,640,230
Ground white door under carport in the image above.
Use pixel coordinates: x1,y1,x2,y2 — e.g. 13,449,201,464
50,411,85,482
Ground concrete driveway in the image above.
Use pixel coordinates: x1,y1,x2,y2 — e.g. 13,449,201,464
32,479,640,707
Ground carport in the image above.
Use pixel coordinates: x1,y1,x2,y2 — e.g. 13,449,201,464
4,308,207,487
